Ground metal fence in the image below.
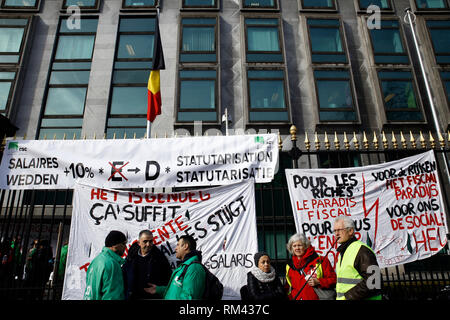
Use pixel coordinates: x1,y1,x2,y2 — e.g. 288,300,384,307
0,127,449,300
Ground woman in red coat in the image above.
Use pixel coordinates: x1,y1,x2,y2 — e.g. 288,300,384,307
285,233,336,300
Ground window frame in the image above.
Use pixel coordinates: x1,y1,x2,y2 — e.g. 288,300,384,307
176,67,220,123
440,70,450,107
0,69,16,115
312,68,359,123
38,16,99,140
246,67,290,123
181,0,220,11
241,0,279,11
305,17,348,64
121,0,159,12
61,0,101,13
376,69,425,123
0,16,33,117
179,16,218,63
425,18,450,66
106,15,158,139
0,0,41,12
413,0,450,11
244,16,284,63
298,0,337,12
366,17,410,65
355,0,394,12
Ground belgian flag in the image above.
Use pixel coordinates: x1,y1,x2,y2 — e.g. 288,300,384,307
147,17,165,123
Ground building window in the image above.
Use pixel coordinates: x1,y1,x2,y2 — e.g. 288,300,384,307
415,0,449,9
182,0,218,9
1,0,40,10
176,15,219,124
0,71,15,115
313,69,357,121
39,17,98,139
441,71,450,105
62,0,99,9
368,19,409,64
122,0,157,9
245,18,283,63
0,17,32,116
300,0,336,9
426,20,450,65
307,18,347,63
180,17,217,62
377,70,424,122
247,69,288,122
358,0,392,10
242,0,278,9
107,17,157,139
177,68,218,122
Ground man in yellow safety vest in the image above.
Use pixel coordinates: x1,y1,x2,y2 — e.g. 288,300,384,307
333,216,382,300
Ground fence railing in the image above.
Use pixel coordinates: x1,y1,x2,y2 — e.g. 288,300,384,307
0,126,449,300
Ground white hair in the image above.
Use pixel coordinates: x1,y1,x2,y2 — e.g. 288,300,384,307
286,233,310,254
334,216,355,229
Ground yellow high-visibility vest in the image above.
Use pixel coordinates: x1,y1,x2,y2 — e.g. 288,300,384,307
335,241,381,300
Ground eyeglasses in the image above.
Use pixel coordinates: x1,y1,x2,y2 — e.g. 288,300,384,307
333,227,350,234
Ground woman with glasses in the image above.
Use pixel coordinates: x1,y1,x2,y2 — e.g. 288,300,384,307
285,233,336,300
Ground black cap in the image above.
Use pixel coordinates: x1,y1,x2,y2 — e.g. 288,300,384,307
105,230,127,247
254,252,269,266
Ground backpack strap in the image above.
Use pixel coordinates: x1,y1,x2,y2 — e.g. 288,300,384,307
179,260,202,280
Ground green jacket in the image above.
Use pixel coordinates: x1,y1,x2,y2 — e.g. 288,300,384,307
156,252,206,300
83,247,125,300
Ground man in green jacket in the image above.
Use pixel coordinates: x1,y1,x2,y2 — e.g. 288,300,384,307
145,235,205,300
83,230,127,300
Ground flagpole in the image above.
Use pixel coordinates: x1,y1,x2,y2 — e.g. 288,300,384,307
147,6,160,140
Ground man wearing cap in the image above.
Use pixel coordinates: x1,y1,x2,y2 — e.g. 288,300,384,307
83,230,127,300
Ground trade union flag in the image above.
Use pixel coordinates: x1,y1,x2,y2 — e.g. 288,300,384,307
147,17,165,122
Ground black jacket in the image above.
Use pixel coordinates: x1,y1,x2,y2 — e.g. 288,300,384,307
336,236,382,300
241,270,287,301
122,242,172,300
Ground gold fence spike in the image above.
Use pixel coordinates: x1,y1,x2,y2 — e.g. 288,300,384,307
363,132,369,150
409,131,416,149
419,131,426,148
391,131,398,149
43,134,47,140
381,131,388,149
324,132,330,150
53,133,57,140
123,132,127,139
353,132,359,150
343,132,350,150
1,134,6,153
93,132,97,139
133,132,136,139
400,131,407,149
278,132,283,150
373,132,379,150
23,133,27,140
334,132,340,150
429,131,435,149
304,131,310,151
290,125,297,141
103,133,106,139
113,132,116,139
438,132,445,148
314,132,320,150
63,133,66,140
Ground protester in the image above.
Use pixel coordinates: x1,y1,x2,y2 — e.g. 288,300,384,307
333,216,382,300
83,230,127,300
122,230,172,300
57,242,68,282
240,252,286,301
24,239,38,281
28,239,54,300
285,233,336,300
145,235,205,300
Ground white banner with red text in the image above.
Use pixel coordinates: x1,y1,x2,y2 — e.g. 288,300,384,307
0,134,278,189
61,180,258,300
285,150,448,268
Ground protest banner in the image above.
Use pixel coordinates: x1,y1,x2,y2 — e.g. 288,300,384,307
0,134,278,189
61,180,257,300
285,150,448,268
